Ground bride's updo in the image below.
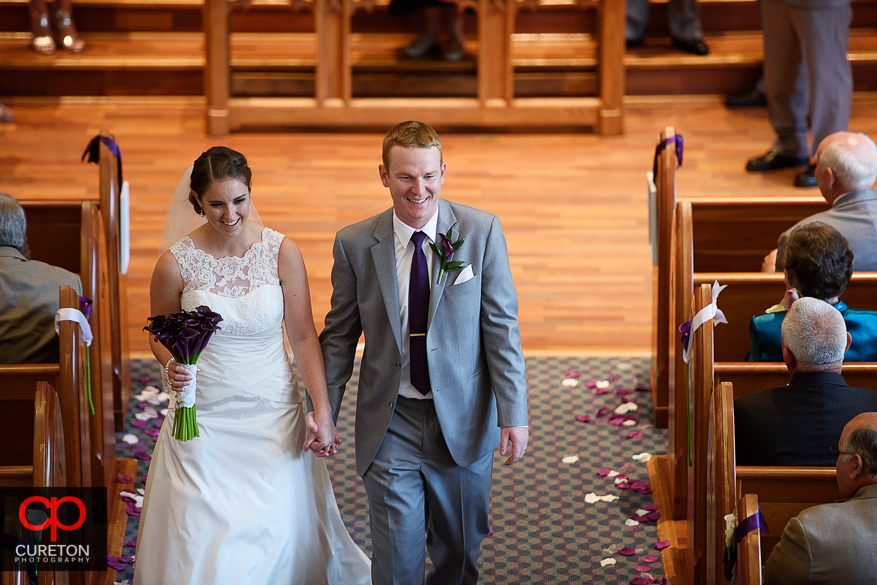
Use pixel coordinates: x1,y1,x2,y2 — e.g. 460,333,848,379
189,147,253,215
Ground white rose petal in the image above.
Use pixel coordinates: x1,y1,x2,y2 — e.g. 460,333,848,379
607,470,620,478
636,509,649,516
562,455,580,464
584,493,601,504
596,380,610,389
600,558,616,567
622,420,637,427
562,378,579,388
632,452,652,462
625,519,640,526
599,494,619,502
122,434,139,444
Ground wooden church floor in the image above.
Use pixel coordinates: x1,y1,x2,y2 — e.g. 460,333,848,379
1,93,876,356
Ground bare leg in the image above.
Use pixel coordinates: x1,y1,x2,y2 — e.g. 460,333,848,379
52,0,85,52
29,0,56,54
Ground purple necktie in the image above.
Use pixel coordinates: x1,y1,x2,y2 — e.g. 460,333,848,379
409,231,431,395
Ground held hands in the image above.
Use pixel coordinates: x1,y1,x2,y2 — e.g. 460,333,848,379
302,410,342,457
165,359,196,392
500,426,529,466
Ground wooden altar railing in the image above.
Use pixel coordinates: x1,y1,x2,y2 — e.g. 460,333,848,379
204,0,624,133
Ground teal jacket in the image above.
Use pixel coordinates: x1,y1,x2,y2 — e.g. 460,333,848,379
747,300,877,362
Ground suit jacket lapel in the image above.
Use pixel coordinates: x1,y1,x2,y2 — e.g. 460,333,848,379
370,210,403,355
428,200,458,329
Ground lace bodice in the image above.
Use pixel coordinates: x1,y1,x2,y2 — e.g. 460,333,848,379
171,227,283,297
171,227,286,337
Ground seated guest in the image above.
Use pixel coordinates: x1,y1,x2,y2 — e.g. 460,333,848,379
747,222,877,362
0,192,81,364
763,131,877,272
735,297,877,466
763,412,877,584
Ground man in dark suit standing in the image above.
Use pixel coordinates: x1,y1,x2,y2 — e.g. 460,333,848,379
744,0,854,187
735,297,877,466
318,121,529,585
763,412,877,583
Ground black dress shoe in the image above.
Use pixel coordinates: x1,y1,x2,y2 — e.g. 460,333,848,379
671,37,709,56
725,88,767,108
794,163,817,187
745,149,810,172
626,37,644,49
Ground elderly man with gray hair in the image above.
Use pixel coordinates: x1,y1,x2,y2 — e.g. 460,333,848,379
763,412,877,584
735,297,877,466
765,131,877,272
0,192,81,363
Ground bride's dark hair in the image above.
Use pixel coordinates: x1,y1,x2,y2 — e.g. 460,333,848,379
189,147,253,214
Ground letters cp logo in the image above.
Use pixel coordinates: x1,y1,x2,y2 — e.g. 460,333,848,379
19,496,87,542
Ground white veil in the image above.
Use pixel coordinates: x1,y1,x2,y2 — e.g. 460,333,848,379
159,165,263,254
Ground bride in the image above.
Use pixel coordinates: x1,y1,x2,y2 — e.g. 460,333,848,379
135,147,371,584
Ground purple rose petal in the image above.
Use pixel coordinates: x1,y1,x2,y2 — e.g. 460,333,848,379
120,556,134,563
636,385,649,392
138,376,151,383
609,373,621,382
615,473,628,480
624,414,637,421
565,370,580,378
107,560,124,570
618,546,636,556
576,415,591,423
655,540,671,550
642,554,659,563
617,482,631,490
630,481,647,489
609,417,625,426
131,420,147,428
635,566,651,573
117,474,132,483
637,486,654,495
597,468,611,477
621,397,635,403
647,512,661,521
134,451,152,461
145,428,161,437
596,407,610,417
616,388,632,395
123,540,137,548
126,506,141,517
643,504,661,511
595,388,610,395
585,380,598,388
137,402,149,410
631,578,657,585
627,431,643,439
633,515,650,522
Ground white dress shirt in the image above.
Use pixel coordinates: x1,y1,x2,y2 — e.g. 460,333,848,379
393,209,438,400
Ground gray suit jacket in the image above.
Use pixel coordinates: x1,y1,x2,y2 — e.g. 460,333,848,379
0,246,82,364
320,199,528,476
763,483,877,584
776,189,877,272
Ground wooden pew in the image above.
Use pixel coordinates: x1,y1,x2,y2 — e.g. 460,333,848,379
689,197,830,273
203,0,625,134
714,370,840,559
0,287,96,489
20,200,117,488
717,362,877,399
694,272,877,363
94,130,131,434
651,125,679,430
686,282,714,584
0,382,67,585
0,381,66,488
736,494,763,585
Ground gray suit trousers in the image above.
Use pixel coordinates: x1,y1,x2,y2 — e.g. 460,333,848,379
362,397,493,585
626,0,704,41
761,0,852,157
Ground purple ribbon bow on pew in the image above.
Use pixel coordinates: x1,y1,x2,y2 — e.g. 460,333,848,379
81,134,123,185
723,507,769,581
653,134,684,179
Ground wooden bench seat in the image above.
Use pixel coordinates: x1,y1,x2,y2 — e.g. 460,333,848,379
717,362,877,399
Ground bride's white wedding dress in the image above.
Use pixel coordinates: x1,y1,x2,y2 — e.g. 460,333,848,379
135,227,371,585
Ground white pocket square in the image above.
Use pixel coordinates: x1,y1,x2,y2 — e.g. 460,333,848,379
453,265,474,285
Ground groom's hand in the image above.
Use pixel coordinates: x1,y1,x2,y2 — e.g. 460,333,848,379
500,427,528,466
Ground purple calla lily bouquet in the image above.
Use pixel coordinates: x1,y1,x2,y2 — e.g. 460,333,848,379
143,306,222,441
429,228,465,284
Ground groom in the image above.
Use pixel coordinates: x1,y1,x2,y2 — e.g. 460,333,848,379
318,120,529,585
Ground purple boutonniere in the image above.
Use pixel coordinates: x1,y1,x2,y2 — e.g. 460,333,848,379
429,228,465,284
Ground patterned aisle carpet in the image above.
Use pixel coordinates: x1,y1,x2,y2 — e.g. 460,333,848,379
113,357,669,584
